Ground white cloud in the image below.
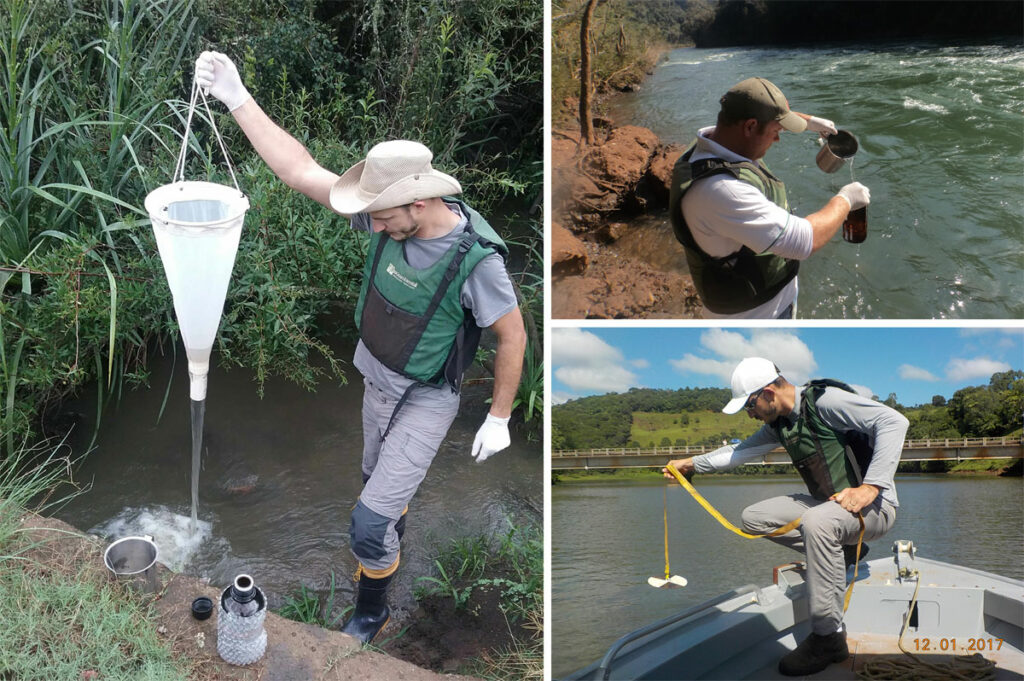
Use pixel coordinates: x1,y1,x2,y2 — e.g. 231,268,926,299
946,357,1011,382
669,329,817,385
551,328,639,394
669,354,734,381
551,391,575,405
630,358,651,369
552,328,623,364
848,383,875,398
899,364,940,381
554,366,638,394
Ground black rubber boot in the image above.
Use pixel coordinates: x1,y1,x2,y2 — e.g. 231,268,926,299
843,542,869,568
340,573,392,644
778,630,849,676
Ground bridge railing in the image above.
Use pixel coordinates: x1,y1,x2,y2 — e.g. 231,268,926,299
551,436,1022,458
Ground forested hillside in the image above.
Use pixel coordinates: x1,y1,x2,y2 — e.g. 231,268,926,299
551,387,731,449
553,371,1024,450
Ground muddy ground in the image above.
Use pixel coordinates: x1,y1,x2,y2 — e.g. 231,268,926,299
385,580,536,674
15,513,535,680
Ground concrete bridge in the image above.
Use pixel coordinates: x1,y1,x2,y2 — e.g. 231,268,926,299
551,437,1023,470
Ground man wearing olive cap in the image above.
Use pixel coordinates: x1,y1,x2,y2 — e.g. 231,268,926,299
195,51,526,644
664,357,907,676
669,77,872,318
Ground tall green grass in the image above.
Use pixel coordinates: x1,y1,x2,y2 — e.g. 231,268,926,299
2,0,543,458
0,439,188,680
0,0,206,456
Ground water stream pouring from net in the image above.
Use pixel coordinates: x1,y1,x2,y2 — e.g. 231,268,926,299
144,80,248,532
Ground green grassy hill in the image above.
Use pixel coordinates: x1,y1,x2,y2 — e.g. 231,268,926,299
630,411,761,448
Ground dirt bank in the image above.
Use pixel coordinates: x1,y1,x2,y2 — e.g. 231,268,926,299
15,512,491,681
551,104,702,320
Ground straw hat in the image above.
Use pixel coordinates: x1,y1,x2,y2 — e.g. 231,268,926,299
329,140,462,215
722,357,781,414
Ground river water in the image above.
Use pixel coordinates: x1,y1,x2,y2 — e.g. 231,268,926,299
54,338,542,619
604,41,1024,319
551,475,1024,677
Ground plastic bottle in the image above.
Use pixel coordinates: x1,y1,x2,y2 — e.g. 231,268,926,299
843,206,867,243
217,574,267,665
225,574,260,617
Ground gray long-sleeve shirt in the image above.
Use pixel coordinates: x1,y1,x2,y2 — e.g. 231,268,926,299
693,386,909,507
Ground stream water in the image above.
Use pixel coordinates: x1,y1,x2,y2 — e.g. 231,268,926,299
604,40,1024,319
189,398,204,531
55,336,542,619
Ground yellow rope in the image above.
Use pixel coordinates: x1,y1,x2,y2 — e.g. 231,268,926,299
662,486,671,580
665,464,802,538
843,514,865,613
665,463,861,614
857,573,997,681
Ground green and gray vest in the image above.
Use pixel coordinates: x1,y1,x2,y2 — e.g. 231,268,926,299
355,198,508,390
669,143,800,314
770,379,874,501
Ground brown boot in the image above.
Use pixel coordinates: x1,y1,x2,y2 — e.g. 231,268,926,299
778,630,849,676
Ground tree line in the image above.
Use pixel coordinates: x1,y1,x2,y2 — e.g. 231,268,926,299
552,371,1024,450
551,386,731,449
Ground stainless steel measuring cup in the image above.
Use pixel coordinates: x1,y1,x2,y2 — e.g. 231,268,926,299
816,130,859,173
103,535,160,593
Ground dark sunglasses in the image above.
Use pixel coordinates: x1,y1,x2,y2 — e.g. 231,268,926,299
744,388,766,412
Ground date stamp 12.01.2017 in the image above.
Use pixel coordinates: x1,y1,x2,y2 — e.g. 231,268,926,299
912,638,1003,653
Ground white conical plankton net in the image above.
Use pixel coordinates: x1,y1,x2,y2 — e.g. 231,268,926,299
145,81,249,401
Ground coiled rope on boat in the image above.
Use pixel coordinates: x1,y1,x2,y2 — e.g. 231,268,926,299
856,571,997,681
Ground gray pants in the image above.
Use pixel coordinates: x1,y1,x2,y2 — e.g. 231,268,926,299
742,493,896,634
351,378,460,574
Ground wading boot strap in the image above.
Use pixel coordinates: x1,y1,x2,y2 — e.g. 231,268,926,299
340,573,393,645
381,381,426,443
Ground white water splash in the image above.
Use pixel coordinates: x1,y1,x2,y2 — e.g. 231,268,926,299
902,97,949,115
92,506,215,572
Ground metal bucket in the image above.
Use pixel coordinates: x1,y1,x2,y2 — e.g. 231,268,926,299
816,130,859,173
103,535,159,593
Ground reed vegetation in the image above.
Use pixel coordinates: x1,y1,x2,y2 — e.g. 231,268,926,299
1,0,543,457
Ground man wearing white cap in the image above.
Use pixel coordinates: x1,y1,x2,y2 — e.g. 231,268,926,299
663,357,907,676
669,77,872,319
195,52,526,644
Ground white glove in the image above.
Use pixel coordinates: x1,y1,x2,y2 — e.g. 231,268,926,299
194,51,250,111
806,116,838,138
837,182,870,211
471,413,511,463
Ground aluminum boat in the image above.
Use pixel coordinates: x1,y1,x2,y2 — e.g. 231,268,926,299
564,540,1024,680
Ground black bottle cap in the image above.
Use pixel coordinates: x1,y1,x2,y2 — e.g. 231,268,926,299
191,596,213,620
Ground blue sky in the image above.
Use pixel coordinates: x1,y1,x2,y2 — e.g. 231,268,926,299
551,327,1024,407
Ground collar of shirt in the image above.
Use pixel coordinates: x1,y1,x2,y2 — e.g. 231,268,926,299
695,125,757,165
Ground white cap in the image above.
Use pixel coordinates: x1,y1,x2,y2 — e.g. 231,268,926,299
722,357,780,414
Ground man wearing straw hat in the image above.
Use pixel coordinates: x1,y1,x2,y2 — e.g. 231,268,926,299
663,357,906,676
669,77,872,319
195,52,526,644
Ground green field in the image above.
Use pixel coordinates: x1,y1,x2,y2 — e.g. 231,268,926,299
630,411,761,448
